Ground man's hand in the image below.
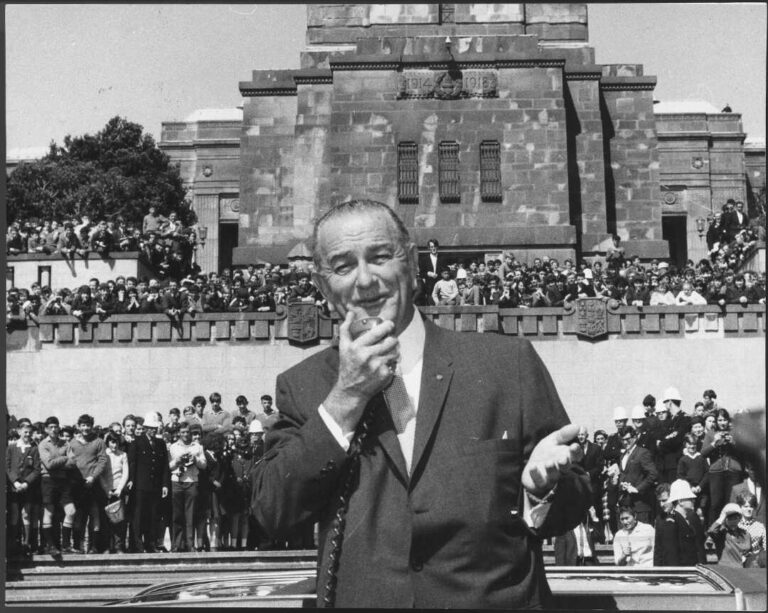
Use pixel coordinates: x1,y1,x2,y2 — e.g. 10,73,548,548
162,487,168,498
323,311,399,434
522,423,583,498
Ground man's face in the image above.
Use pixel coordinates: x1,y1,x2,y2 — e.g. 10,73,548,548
237,401,248,413
656,409,669,421
178,426,191,445
619,511,637,532
261,398,273,413
621,431,635,450
169,413,179,424
211,398,221,411
144,426,157,439
428,241,437,255
312,210,418,337
576,428,588,445
691,422,704,437
46,423,60,439
614,419,627,430
89,280,98,292
657,491,673,515
194,402,205,416
77,421,92,438
18,425,32,443
169,281,178,292
135,423,145,437
632,418,645,430
594,433,607,447
124,420,136,435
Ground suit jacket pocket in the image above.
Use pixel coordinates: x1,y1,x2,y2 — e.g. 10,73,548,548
458,438,519,456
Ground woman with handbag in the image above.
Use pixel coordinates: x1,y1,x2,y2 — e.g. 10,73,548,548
100,432,129,553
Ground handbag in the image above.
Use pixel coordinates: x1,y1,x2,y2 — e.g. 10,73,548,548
104,498,125,524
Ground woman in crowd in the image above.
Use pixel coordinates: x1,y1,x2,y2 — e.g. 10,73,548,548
736,493,766,568
99,432,129,553
707,503,753,567
702,408,743,525
222,432,256,550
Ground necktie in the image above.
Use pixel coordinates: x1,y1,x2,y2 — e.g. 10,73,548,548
383,373,415,435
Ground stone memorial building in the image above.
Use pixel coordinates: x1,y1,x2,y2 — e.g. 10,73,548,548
159,4,764,274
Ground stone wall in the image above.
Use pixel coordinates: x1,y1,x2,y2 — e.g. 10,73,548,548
6,252,154,292
6,305,764,435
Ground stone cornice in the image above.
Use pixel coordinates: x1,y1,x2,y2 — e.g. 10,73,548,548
600,75,657,91
329,55,566,71
656,132,713,141
241,87,297,97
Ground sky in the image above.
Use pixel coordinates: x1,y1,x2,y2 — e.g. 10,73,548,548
4,3,766,156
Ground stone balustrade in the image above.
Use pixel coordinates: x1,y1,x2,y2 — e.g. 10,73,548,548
22,303,765,349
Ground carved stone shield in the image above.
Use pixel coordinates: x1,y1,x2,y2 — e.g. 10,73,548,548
287,303,319,344
575,298,607,339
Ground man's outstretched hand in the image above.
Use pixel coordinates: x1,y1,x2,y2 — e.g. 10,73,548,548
522,423,583,498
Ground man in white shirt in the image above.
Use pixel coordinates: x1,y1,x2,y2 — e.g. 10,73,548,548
168,422,207,553
613,505,655,566
430,267,459,305
252,199,589,608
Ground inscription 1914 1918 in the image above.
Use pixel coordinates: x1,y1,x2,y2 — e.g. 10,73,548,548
397,69,497,99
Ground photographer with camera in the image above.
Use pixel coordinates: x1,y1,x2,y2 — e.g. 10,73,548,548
702,408,744,526
168,422,207,553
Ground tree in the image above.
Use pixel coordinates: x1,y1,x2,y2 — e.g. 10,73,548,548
6,116,194,227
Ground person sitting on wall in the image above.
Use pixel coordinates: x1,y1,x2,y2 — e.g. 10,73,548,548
57,223,88,259
89,220,114,258
675,281,708,306
431,267,459,306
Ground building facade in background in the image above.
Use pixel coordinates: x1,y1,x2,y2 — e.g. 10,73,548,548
156,4,764,274
8,5,765,274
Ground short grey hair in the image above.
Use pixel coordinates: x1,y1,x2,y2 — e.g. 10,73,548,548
311,199,411,268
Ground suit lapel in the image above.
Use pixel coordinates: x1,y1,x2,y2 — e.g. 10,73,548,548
410,319,454,486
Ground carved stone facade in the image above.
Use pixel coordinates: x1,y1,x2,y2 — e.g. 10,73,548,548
153,4,765,271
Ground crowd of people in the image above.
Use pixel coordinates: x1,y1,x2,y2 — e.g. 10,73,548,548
418,233,765,308
7,199,766,332
7,385,764,569
5,393,320,557
558,387,765,569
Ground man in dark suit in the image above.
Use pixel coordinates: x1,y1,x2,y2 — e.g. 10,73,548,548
576,426,604,514
127,412,170,552
617,426,659,524
252,200,590,608
417,238,442,305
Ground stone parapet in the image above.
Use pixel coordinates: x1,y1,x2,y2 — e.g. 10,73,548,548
23,304,764,350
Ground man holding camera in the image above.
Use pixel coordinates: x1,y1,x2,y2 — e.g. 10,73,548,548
168,422,207,553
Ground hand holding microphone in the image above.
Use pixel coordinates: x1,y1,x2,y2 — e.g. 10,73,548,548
323,312,400,434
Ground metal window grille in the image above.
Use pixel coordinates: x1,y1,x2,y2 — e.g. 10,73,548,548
398,142,419,204
480,141,502,202
439,141,460,204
